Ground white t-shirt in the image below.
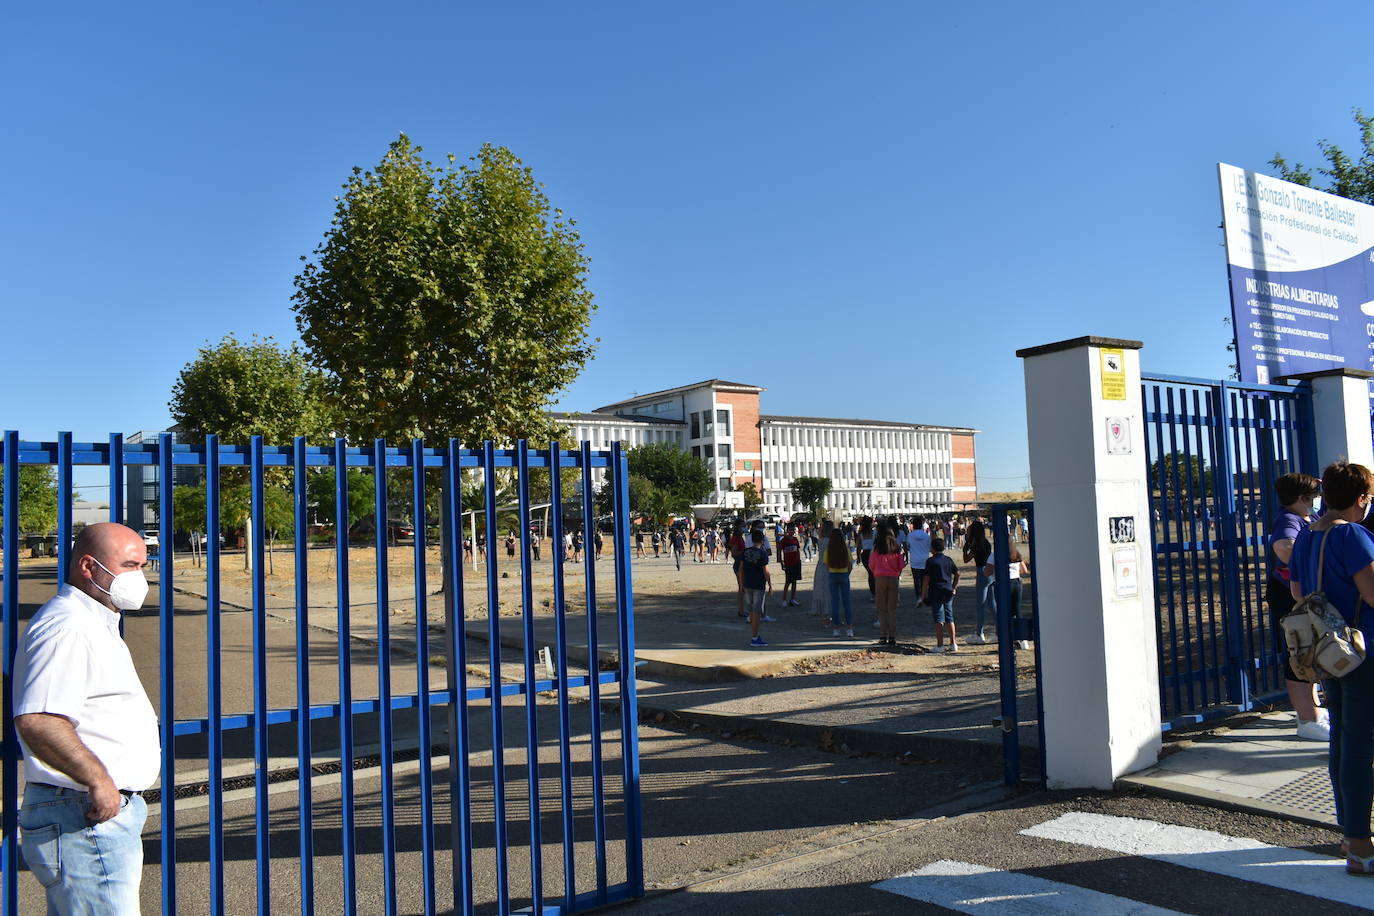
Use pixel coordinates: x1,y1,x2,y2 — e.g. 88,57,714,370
13,585,161,791
906,529,931,568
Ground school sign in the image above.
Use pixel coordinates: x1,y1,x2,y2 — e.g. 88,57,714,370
1218,162,1374,384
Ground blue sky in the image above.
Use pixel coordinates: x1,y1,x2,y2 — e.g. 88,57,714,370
4,1,1372,496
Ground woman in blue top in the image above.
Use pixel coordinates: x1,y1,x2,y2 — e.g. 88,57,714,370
1289,461,1374,876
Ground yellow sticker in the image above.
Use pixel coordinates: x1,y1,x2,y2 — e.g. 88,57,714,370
1100,348,1126,401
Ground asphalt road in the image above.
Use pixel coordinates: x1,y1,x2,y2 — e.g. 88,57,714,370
622,788,1360,915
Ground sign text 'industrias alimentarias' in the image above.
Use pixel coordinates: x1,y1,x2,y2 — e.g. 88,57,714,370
1217,162,1374,384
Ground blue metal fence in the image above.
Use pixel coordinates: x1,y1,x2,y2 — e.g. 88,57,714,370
1140,374,1316,729
0,432,643,915
988,503,1044,789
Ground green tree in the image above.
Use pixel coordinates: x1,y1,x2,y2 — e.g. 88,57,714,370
0,466,60,536
306,468,377,534
593,443,713,518
291,135,597,446
1151,452,1209,494
1271,108,1374,204
789,476,833,517
168,334,336,446
737,481,763,514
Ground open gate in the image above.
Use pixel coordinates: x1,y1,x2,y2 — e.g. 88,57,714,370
1139,375,1316,728
1,432,642,915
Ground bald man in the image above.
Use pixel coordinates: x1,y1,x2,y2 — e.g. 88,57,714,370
13,522,159,914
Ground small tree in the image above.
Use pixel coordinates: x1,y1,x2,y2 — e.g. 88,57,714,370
790,476,833,517
737,482,763,514
1151,452,1209,495
0,466,60,538
169,334,336,445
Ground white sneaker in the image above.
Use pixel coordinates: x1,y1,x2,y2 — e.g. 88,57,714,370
845,628,855,637
1017,640,1031,650
832,628,841,637
1296,718,1331,741
967,634,985,645
946,643,959,653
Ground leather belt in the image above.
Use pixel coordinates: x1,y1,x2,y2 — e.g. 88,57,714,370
29,781,142,798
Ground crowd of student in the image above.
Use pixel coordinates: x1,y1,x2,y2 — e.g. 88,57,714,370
716,514,1029,652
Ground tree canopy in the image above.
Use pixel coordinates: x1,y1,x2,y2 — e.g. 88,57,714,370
0,466,60,535
789,476,833,515
624,442,713,505
168,334,336,446
1271,108,1374,204
291,135,597,446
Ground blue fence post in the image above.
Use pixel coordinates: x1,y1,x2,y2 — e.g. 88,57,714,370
515,440,544,911
411,439,437,916
250,435,271,914
293,438,315,914
109,432,124,525
443,438,474,916
333,439,358,916
2,431,20,916
609,442,644,898
205,435,225,916
549,442,576,912
1213,382,1250,710
158,432,177,915
373,439,398,916
482,440,511,915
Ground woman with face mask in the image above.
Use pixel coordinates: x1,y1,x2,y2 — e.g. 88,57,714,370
1288,461,1374,876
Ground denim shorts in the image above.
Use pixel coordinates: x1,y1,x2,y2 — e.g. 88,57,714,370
930,599,956,625
19,782,147,915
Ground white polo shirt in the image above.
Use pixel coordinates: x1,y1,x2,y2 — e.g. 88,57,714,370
13,584,160,791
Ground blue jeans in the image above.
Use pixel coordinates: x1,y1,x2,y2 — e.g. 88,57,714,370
974,572,995,635
1325,657,1374,840
828,570,853,626
19,783,147,915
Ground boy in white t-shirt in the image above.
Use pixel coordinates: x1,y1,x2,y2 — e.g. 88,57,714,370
906,516,931,599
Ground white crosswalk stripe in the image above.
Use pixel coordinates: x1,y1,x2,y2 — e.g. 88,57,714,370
875,860,1187,914
1020,811,1370,910
873,812,1372,914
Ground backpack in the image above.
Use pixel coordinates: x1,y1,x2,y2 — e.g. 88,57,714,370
1280,526,1367,682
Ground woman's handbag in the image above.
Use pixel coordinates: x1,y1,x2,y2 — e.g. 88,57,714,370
1280,526,1367,682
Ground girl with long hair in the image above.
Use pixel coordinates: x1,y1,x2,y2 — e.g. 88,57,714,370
869,528,907,646
826,525,855,637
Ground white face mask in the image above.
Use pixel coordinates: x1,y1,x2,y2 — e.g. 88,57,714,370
90,557,149,611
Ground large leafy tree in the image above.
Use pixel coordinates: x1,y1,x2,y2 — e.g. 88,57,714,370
595,442,713,519
168,334,336,446
291,135,597,446
1271,108,1374,204
1151,452,1209,495
789,476,832,516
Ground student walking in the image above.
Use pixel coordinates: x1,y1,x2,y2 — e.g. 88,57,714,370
706,527,719,563
670,527,686,570
922,537,961,652
635,528,645,558
826,528,855,637
651,530,662,558
870,529,907,646
740,529,773,647
777,523,803,606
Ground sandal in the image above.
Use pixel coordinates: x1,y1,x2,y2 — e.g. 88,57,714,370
1347,850,1374,877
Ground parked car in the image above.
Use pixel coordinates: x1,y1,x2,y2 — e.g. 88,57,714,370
388,520,415,540
142,532,159,550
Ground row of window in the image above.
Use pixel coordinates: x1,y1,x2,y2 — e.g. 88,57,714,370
765,459,950,485
579,426,683,447
763,424,947,451
689,408,731,440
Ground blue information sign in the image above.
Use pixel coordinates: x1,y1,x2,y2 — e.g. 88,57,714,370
1218,163,1374,384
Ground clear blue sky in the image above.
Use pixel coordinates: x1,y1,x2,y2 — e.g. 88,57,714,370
4,1,1371,496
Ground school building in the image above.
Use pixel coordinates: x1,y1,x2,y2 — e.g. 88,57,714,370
551,379,977,516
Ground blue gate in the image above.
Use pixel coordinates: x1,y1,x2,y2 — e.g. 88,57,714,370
1,431,643,915
1140,375,1316,729
988,503,1045,789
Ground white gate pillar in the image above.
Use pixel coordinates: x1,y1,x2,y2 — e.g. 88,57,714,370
1282,368,1374,472
1017,336,1160,789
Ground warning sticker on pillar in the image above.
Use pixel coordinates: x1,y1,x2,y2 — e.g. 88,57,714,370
1112,544,1138,599
1100,349,1126,400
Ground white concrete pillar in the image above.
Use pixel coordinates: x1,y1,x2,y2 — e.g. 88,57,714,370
1283,369,1374,472
1017,336,1161,789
